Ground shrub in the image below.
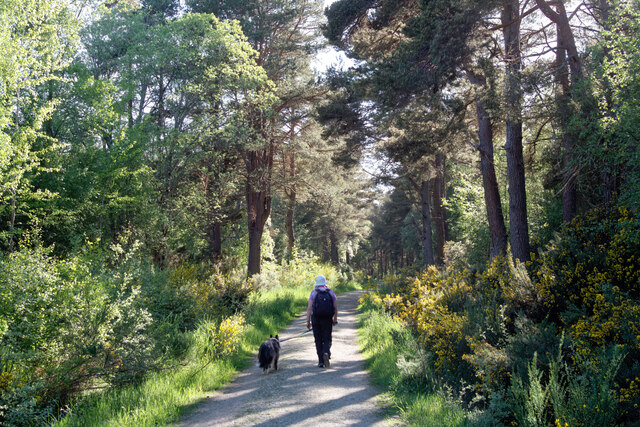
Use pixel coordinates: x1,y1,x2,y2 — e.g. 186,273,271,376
0,243,155,423
548,345,623,427
358,299,471,426
204,274,255,317
365,207,640,424
507,340,624,427
509,352,547,427
532,206,640,420
192,314,247,362
378,267,475,382
534,206,640,318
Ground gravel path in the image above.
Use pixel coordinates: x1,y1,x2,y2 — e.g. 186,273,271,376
178,290,393,426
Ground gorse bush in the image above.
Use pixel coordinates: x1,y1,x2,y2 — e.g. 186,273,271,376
193,314,247,361
365,206,640,425
532,206,640,421
358,297,471,426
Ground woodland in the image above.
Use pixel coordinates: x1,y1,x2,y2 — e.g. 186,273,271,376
1,0,639,425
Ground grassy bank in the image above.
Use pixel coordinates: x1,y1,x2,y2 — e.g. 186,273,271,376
55,272,358,426
357,296,472,426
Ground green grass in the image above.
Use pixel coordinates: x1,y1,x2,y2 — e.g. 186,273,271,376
357,301,472,426
334,279,361,293
54,271,358,426
55,359,237,426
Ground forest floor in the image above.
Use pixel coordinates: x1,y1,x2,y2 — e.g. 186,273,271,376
177,290,397,426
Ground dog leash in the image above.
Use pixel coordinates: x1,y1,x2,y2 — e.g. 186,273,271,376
278,328,313,342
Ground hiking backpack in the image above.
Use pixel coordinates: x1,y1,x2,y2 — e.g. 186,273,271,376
313,289,334,318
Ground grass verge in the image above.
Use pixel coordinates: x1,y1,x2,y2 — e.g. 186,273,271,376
357,297,472,426
55,276,359,426
55,285,309,426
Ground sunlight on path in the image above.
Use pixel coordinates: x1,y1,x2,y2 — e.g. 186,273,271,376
178,290,394,426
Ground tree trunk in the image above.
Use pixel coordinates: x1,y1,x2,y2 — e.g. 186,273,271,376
322,228,331,263
247,194,267,276
432,153,448,266
502,0,530,262
555,9,576,222
8,187,16,252
534,0,585,222
246,149,272,276
420,179,435,268
556,25,577,221
594,0,615,206
474,93,508,259
330,229,340,265
209,222,222,263
285,152,296,260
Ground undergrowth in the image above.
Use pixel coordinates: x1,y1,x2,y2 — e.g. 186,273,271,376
48,261,356,426
357,297,473,426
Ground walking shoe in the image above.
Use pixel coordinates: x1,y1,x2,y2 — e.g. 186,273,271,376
317,362,324,368
323,353,330,368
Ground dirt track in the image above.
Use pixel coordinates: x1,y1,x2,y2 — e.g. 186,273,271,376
178,290,393,426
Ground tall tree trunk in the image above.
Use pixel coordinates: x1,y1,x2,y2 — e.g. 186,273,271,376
502,0,530,262
285,152,296,260
209,222,222,263
246,149,272,276
534,0,585,222
420,179,435,268
473,89,508,259
330,229,340,265
595,0,615,205
555,19,576,221
8,187,16,252
322,228,331,263
432,153,448,266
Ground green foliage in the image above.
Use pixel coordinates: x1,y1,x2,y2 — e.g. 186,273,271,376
508,341,624,427
0,379,53,427
358,299,472,426
445,162,492,268
576,1,640,208
364,206,640,424
200,274,256,318
55,257,337,426
192,314,247,362
509,352,547,427
548,345,623,427
0,0,79,249
533,207,640,352
530,206,640,421
0,240,155,424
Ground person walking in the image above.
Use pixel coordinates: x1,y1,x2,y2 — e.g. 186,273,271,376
306,275,338,368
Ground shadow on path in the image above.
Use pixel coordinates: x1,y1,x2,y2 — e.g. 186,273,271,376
178,290,393,427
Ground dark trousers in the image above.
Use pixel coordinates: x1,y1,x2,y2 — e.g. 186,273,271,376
311,315,333,363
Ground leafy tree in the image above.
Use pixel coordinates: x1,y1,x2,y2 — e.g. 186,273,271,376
0,0,78,250
580,1,640,209
187,0,324,275
56,6,276,263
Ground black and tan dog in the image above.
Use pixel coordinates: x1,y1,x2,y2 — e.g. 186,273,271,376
258,334,280,373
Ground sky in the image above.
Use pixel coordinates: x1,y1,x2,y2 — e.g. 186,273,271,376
311,0,354,73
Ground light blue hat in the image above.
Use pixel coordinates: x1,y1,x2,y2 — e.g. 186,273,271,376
315,275,328,288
